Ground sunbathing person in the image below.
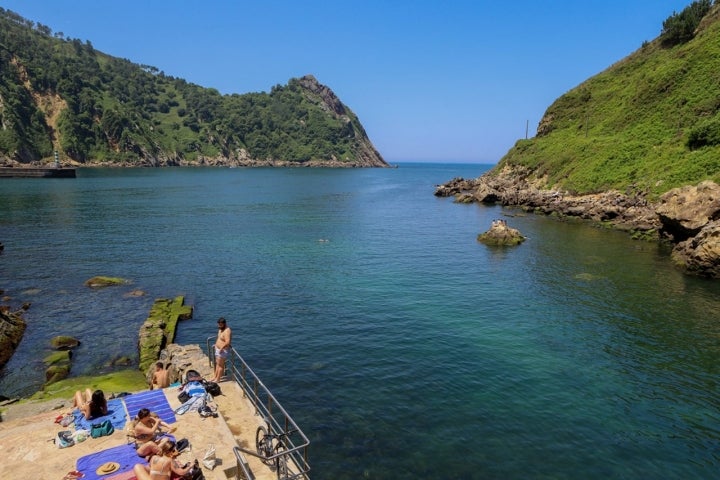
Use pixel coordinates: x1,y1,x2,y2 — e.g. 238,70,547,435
72,388,108,420
150,361,171,390
132,438,197,480
131,408,176,458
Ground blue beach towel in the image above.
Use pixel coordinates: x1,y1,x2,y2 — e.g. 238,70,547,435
75,434,176,480
76,443,145,480
123,389,176,425
73,398,127,432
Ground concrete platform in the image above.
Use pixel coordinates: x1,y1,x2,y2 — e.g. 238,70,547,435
0,380,276,480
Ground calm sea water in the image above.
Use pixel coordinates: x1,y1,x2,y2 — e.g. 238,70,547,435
1,164,720,479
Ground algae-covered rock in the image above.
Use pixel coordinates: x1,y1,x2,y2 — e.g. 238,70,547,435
50,335,80,350
138,296,193,372
111,356,133,367
84,276,129,288
45,364,70,384
44,350,72,365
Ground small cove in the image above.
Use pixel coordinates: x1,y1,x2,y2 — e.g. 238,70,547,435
1,164,719,479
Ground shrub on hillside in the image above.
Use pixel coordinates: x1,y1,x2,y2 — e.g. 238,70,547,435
687,115,720,149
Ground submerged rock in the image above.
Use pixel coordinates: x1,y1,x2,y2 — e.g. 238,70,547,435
84,276,129,288
50,335,80,350
477,219,526,246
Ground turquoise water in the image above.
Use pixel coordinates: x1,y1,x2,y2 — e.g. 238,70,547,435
1,164,720,479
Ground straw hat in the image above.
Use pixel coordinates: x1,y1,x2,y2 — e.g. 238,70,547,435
95,461,120,475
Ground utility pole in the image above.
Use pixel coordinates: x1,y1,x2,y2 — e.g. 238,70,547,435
525,120,529,139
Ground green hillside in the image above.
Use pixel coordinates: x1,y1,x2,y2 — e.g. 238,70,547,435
0,8,386,167
497,1,720,198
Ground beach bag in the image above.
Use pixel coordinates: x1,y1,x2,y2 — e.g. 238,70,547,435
91,419,115,438
178,390,191,404
198,402,218,418
182,462,205,480
176,438,191,453
73,429,90,443
202,443,217,470
202,380,221,397
56,430,75,448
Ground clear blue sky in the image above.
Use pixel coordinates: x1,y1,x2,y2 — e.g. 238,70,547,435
1,0,694,163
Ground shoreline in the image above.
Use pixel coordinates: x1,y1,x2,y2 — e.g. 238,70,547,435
435,166,720,278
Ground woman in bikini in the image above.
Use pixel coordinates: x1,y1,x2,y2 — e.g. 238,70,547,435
72,388,108,420
132,439,196,480
132,408,175,458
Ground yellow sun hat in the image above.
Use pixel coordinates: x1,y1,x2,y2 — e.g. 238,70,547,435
95,461,120,475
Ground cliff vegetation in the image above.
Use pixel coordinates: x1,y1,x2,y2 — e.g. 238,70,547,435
0,8,387,167
497,0,720,199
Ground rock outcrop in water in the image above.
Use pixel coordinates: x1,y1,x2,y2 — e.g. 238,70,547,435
477,219,526,246
0,308,26,369
435,168,720,278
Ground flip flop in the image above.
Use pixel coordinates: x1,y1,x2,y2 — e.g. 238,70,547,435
54,414,64,423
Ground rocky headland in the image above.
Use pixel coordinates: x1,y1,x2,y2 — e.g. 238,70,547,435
435,166,720,278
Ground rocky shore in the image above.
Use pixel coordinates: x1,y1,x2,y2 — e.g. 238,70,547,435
0,308,26,370
435,166,720,278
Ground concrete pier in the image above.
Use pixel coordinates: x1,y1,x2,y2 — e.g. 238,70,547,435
0,167,76,178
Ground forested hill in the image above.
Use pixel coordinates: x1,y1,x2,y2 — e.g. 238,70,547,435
495,1,720,198
0,9,387,167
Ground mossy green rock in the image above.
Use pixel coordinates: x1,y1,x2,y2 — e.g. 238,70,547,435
138,296,193,372
44,350,71,365
50,335,80,349
111,356,133,367
84,276,129,288
45,364,70,384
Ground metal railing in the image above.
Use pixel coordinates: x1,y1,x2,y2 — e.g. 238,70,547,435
207,338,311,480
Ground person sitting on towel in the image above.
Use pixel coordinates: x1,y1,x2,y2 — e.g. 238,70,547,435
72,388,107,420
132,408,175,458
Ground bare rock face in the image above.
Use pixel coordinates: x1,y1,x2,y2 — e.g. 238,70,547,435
670,219,720,277
150,343,214,386
656,181,720,242
477,219,526,246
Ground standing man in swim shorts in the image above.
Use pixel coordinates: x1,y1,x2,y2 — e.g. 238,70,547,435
211,317,232,382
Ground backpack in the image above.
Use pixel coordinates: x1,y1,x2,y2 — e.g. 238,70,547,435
90,419,115,438
56,430,75,448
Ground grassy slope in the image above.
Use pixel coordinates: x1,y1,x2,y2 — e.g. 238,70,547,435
497,6,720,199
